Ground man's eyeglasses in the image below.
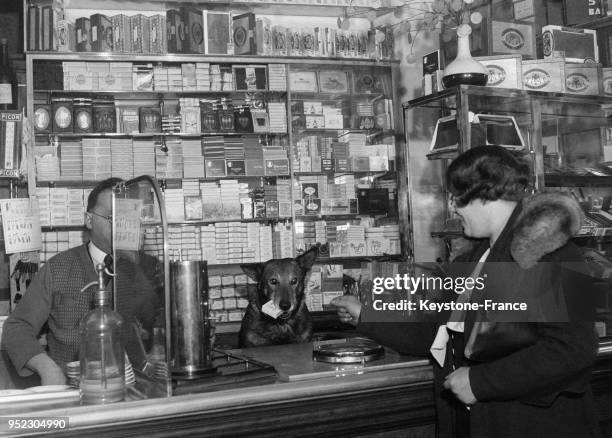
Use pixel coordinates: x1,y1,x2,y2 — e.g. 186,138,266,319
89,211,113,223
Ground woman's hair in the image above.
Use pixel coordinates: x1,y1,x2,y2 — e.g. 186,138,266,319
446,145,530,208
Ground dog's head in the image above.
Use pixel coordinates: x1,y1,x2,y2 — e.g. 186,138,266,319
240,247,318,320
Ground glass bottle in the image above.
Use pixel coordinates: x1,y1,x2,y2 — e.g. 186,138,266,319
0,38,16,110
79,264,126,404
442,24,488,88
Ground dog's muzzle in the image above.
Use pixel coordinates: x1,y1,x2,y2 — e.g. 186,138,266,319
277,308,294,320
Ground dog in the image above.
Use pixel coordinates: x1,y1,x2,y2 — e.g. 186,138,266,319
238,247,318,347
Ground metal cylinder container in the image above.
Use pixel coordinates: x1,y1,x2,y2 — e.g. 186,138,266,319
170,260,215,379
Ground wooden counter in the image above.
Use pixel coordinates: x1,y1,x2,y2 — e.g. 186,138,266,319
0,339,611,437
0,342,435,437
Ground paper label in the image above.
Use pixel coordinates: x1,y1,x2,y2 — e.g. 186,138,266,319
113,198,143,251
262,300,283,318
0,198,43,254
4,120,14,168
0,84,12,104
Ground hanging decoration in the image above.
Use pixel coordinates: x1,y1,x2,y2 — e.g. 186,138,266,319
337,0,484,63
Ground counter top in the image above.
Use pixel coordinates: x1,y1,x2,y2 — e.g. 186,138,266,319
0,341,433,436
233,338,429,382
1,339,611,437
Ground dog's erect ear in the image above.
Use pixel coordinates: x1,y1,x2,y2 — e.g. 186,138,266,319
296,246,318,272
241,263,264,283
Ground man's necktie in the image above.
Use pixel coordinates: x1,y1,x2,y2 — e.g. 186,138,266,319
103,254,114,284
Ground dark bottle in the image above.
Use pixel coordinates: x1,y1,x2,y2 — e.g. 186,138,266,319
0,38,16,110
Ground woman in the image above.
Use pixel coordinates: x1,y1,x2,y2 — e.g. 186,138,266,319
332,145,601,437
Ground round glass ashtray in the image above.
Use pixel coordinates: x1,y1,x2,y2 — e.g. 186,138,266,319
313,338,385,364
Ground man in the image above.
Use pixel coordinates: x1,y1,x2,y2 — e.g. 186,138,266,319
2,178,157,385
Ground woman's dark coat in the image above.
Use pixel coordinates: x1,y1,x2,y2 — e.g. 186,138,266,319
358,193,601,438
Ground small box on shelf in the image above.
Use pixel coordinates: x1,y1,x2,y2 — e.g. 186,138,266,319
75,17,92,52
232,13,257,55
602,67,612,96
474,54,523,89
542,25,598,63
90,14,112,52
564,62,602,95
521,58,565,92
488,20,537,60
422,50,443,95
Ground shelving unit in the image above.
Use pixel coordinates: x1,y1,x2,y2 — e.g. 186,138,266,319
23,0,408,330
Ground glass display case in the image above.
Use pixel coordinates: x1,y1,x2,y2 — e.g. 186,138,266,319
403,84,612,336
110,175,171,397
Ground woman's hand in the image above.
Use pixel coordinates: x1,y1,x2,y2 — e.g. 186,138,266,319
330,295,362,327
443,366,477,405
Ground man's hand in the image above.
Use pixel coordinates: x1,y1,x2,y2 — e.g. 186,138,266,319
26,353,66,386
330,295,362,327
443,366,477,405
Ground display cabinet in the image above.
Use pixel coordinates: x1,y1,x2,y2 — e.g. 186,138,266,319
22,0,408,341
403,84,612,335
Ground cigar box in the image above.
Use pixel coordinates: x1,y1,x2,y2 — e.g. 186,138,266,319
488,20,536,59
203,11,231,55
149,15,166,54
90,14,112,52
130,14,150,54
564,62,602,95
542,25,598,63
75,17,92,52
474,54,523,89
166,9,184,53
602,67,612,96
226,160,246,176
256,17,272,56
287,28,302,57
233,65,267,91
302,27,317,57
264,158,289,176
111,14,131,53
251,109,269,133
56,20,75,52
232,13,256,55
272,25,287,56
181,7,204,54
521,58,565,92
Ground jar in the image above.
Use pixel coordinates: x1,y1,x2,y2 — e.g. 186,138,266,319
93,100,116,133
73,98,93,133
51,98,73,133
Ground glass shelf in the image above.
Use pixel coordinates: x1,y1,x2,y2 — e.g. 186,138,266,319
34,131,288,138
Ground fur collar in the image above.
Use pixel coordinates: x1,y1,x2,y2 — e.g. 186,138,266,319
510,192,582,269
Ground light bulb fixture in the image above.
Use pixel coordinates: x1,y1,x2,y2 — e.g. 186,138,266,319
470,11,482,24
333,0,481,56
